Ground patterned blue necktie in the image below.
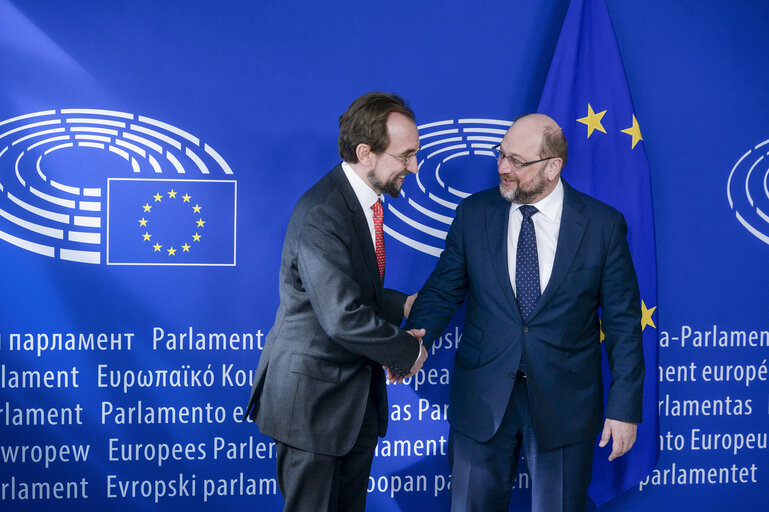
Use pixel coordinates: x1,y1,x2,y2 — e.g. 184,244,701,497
516,205,540,322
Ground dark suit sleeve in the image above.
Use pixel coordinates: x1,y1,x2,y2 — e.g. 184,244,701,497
381,289,407,325
600,213,644,423
405,201,470,348
297,205,419,375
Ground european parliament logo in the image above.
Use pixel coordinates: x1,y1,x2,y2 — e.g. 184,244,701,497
384,118,508,257
728,138,769,246
0,109,237,265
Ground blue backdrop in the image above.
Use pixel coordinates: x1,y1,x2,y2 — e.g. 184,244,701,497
0,0,767,510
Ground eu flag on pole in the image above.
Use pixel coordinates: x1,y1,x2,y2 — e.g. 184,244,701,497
107,179,237,266
537,0,658,505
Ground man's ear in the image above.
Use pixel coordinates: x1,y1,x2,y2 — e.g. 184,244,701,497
546,158,562,181
356,143,373,166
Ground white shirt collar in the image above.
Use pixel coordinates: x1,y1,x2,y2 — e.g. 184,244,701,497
512,178,564,221
341,161,381,210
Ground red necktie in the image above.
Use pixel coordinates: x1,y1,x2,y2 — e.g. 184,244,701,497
372,199,385,281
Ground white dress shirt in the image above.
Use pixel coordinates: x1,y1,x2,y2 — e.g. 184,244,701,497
341,162,421,368
507,178,565,296
342,161,381,246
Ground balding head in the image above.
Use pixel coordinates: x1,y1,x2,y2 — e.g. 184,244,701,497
513,114,568,167
496,113,568,204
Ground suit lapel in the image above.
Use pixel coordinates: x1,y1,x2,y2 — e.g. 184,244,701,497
529,181,587,319
330,165,383,301
486,193,519,317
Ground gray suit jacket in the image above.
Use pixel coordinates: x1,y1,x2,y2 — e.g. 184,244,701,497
244,164,420,456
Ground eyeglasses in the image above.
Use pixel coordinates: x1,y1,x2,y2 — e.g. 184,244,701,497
383,148,420,166
492,144,556,169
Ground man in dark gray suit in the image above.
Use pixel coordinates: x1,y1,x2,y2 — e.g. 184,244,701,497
244,92,427,512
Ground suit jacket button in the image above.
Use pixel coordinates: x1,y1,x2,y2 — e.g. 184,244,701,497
522,326,529,333
508,372,516,379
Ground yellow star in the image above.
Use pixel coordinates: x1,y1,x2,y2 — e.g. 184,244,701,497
168,247,176,256
142,232,151,241
153,243,162,252
153,193,163,202
182,193,192,203
168,189,178,199
576,103,607,138
641,300,657,331
621,114,643,149
139,218,148,227
600,321,605,343
143,203,152,212
192,233,201,242
193,204,202,213
196,218,205,228
181,243,191,252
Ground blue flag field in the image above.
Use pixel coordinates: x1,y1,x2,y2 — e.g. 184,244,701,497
537,0,659,504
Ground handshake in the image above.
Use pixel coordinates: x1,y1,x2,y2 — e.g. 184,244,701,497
384,292,428,384
384,328,427,384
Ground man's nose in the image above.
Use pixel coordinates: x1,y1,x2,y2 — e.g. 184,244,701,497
406,155,419,174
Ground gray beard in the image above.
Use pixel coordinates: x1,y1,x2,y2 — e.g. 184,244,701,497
499,178,546,204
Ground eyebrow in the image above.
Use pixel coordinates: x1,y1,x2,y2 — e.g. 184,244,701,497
500,146,524,159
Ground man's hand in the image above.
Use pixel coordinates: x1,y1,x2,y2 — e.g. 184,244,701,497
406,328,426,344
406,344,427,378
403,293,418,319
385,328,426,384
599,418,637,461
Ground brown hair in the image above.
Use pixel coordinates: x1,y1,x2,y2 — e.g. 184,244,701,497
338,92,415,163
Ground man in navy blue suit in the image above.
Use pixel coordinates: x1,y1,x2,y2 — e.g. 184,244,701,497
404,114,644,512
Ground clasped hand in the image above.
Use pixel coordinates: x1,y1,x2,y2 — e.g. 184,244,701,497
384,328,427,384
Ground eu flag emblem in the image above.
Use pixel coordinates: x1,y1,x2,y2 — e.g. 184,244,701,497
106,179,236,265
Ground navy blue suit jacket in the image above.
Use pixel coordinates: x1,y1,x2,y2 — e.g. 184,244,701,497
406,180,644,449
